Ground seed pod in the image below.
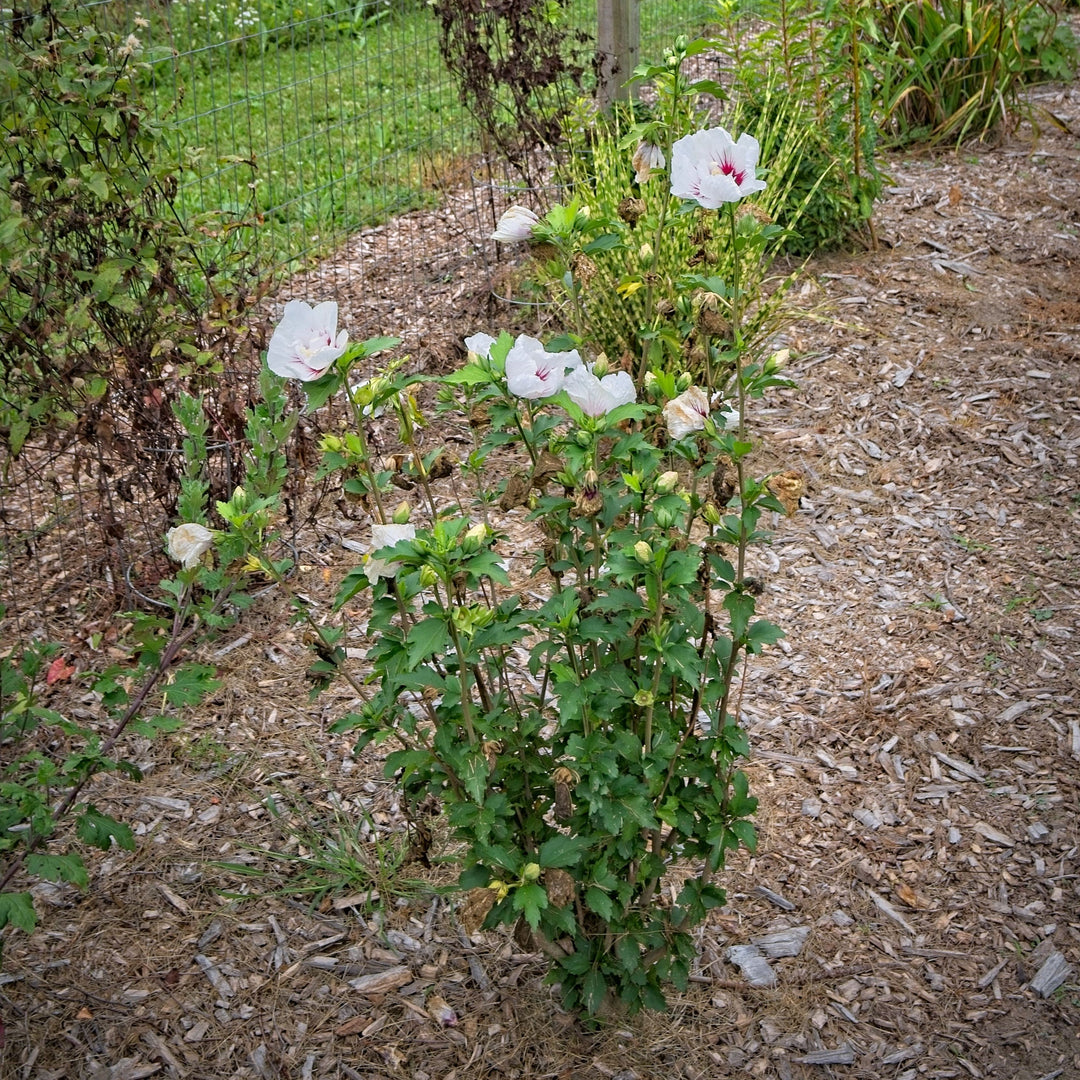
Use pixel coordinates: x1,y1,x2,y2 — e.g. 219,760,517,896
618,196,647,226
544,867,576,907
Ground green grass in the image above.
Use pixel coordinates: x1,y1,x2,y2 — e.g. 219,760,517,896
111,1,717,277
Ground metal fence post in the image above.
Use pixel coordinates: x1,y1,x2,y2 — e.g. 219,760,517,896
596,0,640,110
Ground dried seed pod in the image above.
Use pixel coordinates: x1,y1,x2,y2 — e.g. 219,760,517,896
712,463,738,505
766,469,805,517
571,253,598,286
544,867,576,907
618,196,647,226
459,887,496,934
694,290,731,338
482,740,502,770
530,449,564,490
499,471,531,511
427,448,456,480
469,403,489,429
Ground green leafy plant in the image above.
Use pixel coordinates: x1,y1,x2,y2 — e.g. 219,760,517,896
710,0,884,254
0,0,257,461
859,0,1043,146
1017,1,1079,81
250,56,805,1010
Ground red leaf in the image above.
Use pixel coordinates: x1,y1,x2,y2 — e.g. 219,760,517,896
45,657,76,685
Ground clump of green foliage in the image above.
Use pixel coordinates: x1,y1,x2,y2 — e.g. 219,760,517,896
710,0,883,254
0,0,255,459
860,0,1061,145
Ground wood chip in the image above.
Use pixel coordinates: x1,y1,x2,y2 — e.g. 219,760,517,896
799,1045,856,1065
973,822,1015,847
193,954,234,999
347,965,413,996
866,888,916,934
1028,951,1074,998
752,926,811,958
753,886,796,911
725,944,777,987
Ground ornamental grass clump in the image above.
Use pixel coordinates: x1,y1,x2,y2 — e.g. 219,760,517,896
254,37,805,1017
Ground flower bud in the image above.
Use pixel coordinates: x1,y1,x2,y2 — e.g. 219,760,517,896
675,372,693,393
591,355,609,378
522,862,541,884
656,470,679,494
702,502,721,526
634,540,653,565
638,242,654,262
654,505,676,529
319,434,343,453
575,430,592,449
418,565,439,589
392,501,411,525
765,347,790,373
461,521,487,553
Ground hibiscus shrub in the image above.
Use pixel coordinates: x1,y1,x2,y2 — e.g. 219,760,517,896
258,38,801,1016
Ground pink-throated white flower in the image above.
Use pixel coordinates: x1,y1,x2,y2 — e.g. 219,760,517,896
166,523,214,569
670,127,767,208
365,522,416,585
491,205,539,243
563,365,636,417
505,335,582,400
267,300,348,381
663,385,711,439
632,141,665,184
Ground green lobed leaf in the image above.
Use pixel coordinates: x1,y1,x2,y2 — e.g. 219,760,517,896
537,834,590,869
25,852,89,890
75,806,135,852
512,882,548,930
0,891,35,934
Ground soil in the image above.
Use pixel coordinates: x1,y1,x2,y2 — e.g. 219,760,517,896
1,75,1079,1080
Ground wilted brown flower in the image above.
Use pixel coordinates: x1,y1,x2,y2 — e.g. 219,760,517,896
767,470,805,516
618,196,647,226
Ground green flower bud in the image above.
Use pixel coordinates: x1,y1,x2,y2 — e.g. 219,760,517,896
634,540,653,565
418,565,439,589
461,521,487,554
656,470,679,494
765,348,790,374
638,242,654,262
654,505,676,529
575,430,592,449
392,501,411,525
319,434,343,453
522,862,541,883
675,372,693,393
703,502,721,526
591,355,609,378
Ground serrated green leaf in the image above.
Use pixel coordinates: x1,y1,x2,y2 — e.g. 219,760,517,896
582,969,607,1015
443,363,492,386
406,617,448,667
512,882,548,929
537,833,590,869
0,891,35,933
75,806,135,851
585,885,614,921
25,852,89,890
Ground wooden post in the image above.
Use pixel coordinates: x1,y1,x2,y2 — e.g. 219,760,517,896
596,0,639,110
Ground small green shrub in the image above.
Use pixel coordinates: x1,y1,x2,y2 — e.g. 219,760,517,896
1018,2,1079,80
0,0,255,459
861,0,1043,146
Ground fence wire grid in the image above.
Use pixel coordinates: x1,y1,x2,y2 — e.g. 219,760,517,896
0,0,717,640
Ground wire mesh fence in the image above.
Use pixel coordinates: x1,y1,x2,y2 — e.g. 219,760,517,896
0,0,719,640
134,0,719,275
